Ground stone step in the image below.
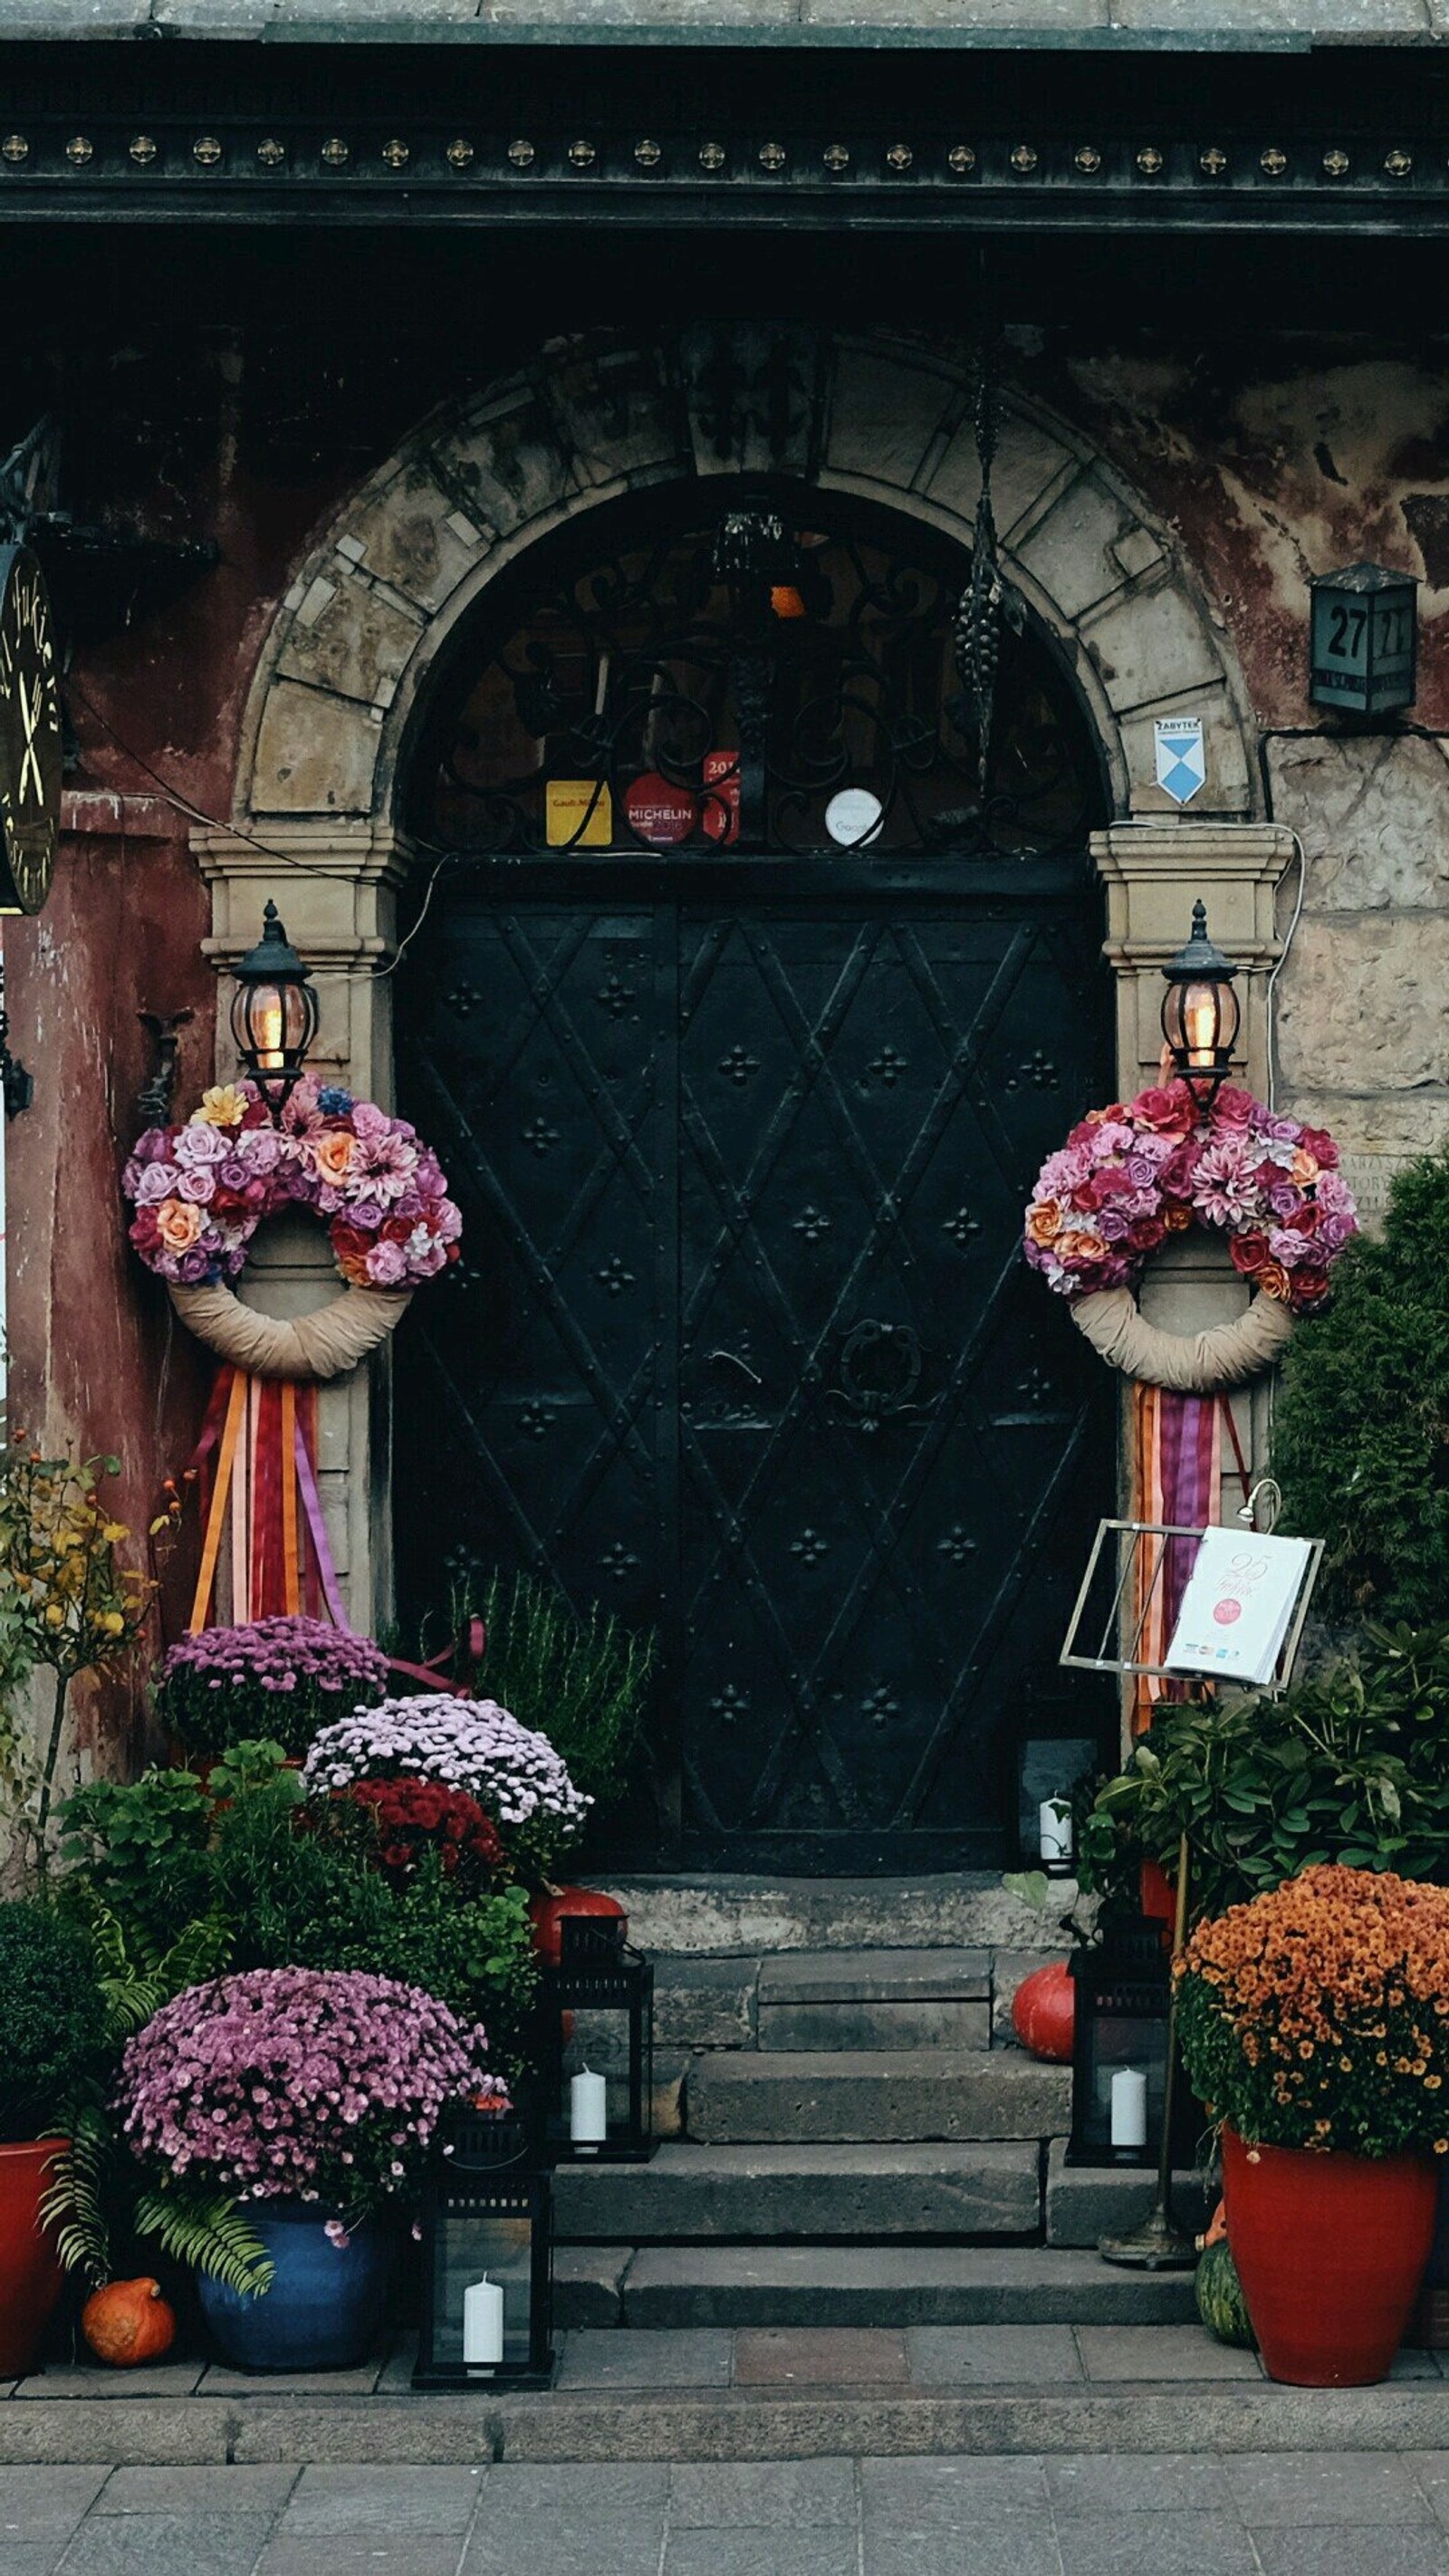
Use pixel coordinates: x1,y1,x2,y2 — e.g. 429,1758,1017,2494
686,2048,1072,2145
11,2377,1449,2466
1044,2139,1214,2249
596,1872,1065,1957
755,1947,992,2052
614,2244,1198,2330
555,2139,1041,2243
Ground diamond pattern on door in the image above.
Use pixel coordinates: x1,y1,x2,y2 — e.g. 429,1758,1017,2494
396,880,1114,1870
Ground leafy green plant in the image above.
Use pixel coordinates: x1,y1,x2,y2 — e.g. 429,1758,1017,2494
462,1568,656,1817
0,1902,109,2141
58,1766,214,1949
1274,1145,1449,1625
0,1447,156,1877
1077,1623,1449,1926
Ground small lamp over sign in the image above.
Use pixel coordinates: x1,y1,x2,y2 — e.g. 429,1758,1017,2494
1310,562,1416,719
229,902,319,1118
1161,902,1240,1110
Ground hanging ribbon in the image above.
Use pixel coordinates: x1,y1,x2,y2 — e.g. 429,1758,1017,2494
185,1363,350,1634
1131,1384,1223,1735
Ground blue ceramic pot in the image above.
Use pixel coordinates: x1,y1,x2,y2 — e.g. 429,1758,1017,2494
197,2202,393,2374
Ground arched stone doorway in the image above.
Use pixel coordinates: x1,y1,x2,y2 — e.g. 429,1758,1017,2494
194,326,1286,1690
392,476,1114,1870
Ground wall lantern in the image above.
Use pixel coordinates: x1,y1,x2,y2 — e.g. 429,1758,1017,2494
229,902,318,1116
1310,562,1417,718
413,2101,554,2389
538,1914,656,2166
1066,1914,1196,2170
1160,901,1240,1109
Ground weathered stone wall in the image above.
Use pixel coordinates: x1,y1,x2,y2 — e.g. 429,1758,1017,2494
1036,340,1449,1222
8,308,1449,1769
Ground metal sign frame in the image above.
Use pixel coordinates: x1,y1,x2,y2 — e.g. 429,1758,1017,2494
1060,1515,1323,1700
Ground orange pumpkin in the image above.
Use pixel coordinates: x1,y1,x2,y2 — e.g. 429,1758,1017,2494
82,2277,177,2369
1010,1958,1075,2062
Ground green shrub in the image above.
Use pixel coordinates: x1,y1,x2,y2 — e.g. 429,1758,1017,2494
0,1903,109,2140
1274,1145,1449,1625
1077,1621,1449,1924
467,1568,656,1817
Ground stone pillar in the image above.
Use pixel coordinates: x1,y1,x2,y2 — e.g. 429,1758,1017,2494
190,823,407,1630
1092,822,1299,1713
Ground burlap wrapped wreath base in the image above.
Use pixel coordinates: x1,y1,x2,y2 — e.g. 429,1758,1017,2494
168,1281,413,1382
1069,1285,1295,1391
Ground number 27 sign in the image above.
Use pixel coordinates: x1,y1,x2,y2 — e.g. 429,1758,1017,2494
1310,562,1417,718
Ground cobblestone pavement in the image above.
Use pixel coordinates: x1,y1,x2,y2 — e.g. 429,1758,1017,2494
15,2452,1449,2574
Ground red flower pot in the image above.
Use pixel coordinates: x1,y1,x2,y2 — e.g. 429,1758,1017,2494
1223,2124,1437,2386
1010,1960,1075,2062
529,1887,627,1966
0,2139,67,2377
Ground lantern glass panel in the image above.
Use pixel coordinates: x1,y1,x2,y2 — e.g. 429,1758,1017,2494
1082,2010,1169,2167
542,1919,655,2164
1016,1729,1099,1871
431,2212,538,2377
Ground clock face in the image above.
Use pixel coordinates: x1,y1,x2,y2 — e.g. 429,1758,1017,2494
0,545,62,917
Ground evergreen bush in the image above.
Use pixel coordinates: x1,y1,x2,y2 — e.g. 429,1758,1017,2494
1274,1145,1449,1624
0,1903,109,2140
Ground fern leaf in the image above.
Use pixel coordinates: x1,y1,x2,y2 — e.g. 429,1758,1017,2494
38,2111,113,2287
132,2188,274,2299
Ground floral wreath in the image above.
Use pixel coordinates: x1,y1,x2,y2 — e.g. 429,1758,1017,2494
123,1077,462,1380
1022,1081,1358,1390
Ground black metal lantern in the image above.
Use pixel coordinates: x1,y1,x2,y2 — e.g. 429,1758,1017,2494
1066,1915,1178,2170
1160,901,1240,1108
1310,562,1417,718
228,902,319,1116
539,1914,655,2166
413,2101,553,2390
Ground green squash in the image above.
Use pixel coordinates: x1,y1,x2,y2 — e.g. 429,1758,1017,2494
1195,2240,1257,2350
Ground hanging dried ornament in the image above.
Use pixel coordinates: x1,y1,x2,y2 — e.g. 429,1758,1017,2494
952,315,1025,801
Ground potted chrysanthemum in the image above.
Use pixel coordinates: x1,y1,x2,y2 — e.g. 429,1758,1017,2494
155,1618,390,1764
1176,1863,1449,2386
302,1695,590,1882
117,1966,504,2372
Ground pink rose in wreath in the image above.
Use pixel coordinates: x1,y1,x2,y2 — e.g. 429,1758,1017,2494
1022,1079,1357,1321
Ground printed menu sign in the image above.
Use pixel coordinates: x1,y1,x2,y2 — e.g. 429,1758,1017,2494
1166,1527,1313,1687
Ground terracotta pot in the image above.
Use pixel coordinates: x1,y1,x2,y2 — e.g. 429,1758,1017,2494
1140,1860,1176,1951
529,1886,627,1966
0,2139,67,2377
1010,1960,1074,2062
1223,2124,1437,2386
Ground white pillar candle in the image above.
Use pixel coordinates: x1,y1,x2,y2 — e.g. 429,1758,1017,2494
462,2274,504,2368
1110,2066,1149,2150
571,2066,609,2150
1039,1799,1073,1865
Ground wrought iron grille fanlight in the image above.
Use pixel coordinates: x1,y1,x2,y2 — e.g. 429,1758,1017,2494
409,485,1101,863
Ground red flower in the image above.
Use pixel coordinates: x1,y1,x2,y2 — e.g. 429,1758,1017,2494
1211,1086,1256,1129
334,1773,505,1880
1231,1232,1271,1278
1298,1127,1339,1171
1132,1084,1195,1136
1127,1216,1167,1254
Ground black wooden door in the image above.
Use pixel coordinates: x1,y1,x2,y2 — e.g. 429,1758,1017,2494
395,856,1115,1871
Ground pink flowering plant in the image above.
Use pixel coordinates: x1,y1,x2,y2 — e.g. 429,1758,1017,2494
118,1966,505,2228
122,1077,462,1292
1023,1081,1358,1316
302,1693,590,1875
155,1617,390,1760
